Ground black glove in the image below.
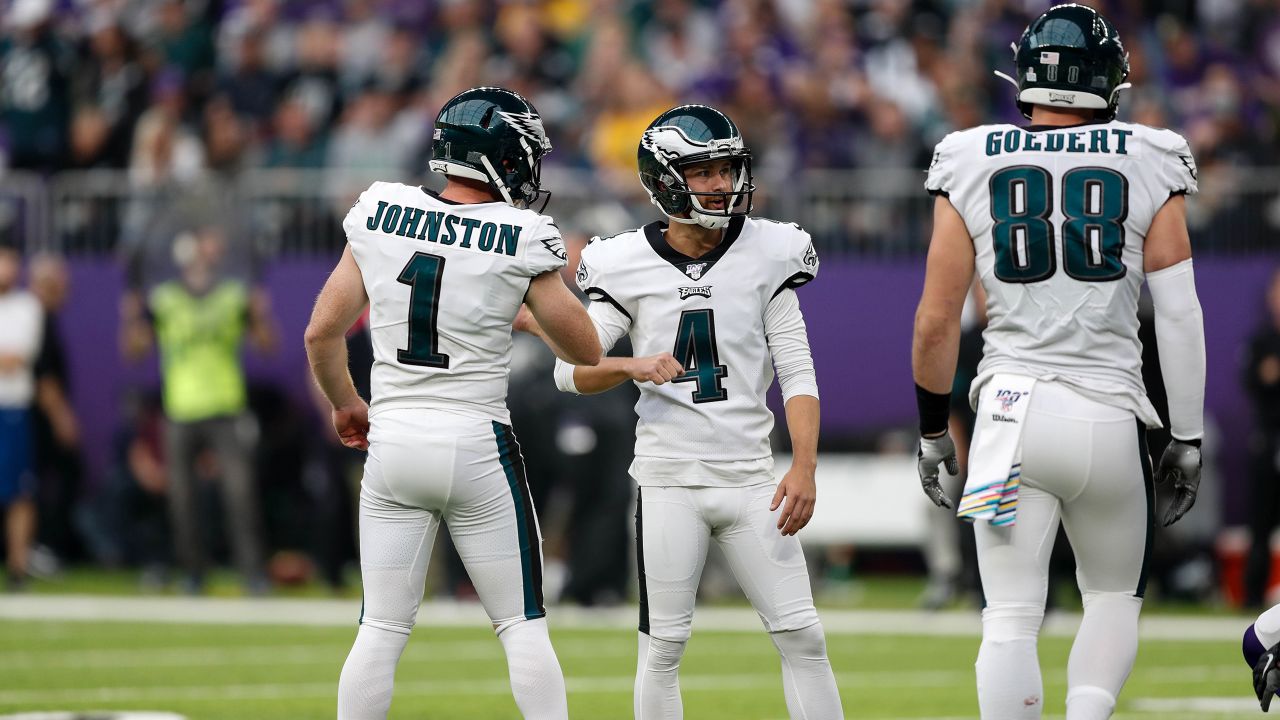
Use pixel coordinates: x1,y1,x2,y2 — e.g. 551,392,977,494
1156,440,1202,526
917,431,958,510
1256,641,1280,711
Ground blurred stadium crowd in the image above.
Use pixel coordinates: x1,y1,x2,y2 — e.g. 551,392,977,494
1,0,1279,606
1,0,1276,189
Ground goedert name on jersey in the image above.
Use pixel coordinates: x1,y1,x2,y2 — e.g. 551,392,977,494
925,121,1197,426
343,181,566,422
577,216,817,463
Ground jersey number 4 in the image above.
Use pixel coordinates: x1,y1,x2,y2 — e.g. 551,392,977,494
990,165,1129,283
397,252,451,368
672,309,728,403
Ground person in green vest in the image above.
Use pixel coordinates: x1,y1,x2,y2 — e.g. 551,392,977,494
121,226,277,594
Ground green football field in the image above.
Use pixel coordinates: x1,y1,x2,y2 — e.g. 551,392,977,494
0,608,1265,720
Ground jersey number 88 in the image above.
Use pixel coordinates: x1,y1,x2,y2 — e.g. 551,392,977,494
989,165,1129,284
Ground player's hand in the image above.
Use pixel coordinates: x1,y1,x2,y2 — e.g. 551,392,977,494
332,400,370,451
513,304,540,336
771,464,816,536
917,431,958,509
626,353,683,385
1156,439,1202,526
1256,642,1280,711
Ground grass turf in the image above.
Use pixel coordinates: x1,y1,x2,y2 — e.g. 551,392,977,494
0,617,1261,719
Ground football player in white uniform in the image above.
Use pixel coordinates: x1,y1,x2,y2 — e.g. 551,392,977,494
912,6,1205,719
305,87,601,720
539,105,843,719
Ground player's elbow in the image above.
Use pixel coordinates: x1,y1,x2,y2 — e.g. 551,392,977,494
303,320,335,352
568,336,602,367
913,309,956,347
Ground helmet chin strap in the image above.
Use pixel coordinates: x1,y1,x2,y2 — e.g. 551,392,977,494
480,155,518,207
664,210,729,230
687,195,733,229
994,70,1019,89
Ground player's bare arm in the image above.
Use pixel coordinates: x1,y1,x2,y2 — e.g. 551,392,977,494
911,196,973,508
1144,193,1207,525
912,196,975,400
304,245,371,451
1144,194,1192,272
523,270,602,367
772,394,818,535
566,353,683,395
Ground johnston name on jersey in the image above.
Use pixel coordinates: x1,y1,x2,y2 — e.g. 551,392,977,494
576,216,818,474
925,120,1199,426
343,181,566,422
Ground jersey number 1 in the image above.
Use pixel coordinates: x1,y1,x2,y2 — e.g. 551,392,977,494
672,309,728,403
990,165,1129,283
397,252,450,368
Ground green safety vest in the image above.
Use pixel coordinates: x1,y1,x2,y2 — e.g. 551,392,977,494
149,280,250,422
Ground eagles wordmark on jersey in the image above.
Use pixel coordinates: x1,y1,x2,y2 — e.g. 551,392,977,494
576,215,817,470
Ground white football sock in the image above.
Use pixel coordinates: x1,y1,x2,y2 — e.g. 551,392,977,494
337,623,410,720
1066,592,1142,720
635,632,686,720
496,617,568,720
976,602,1044,719
769,623,844,719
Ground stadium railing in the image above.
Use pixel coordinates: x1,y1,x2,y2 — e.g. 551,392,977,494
6,166,1278,258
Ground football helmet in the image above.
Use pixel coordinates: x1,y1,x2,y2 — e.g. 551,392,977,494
430,86,553,211
996,4,1130,120
637,105,754,230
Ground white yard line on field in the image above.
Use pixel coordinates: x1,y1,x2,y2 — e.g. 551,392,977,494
0,595,1253,641
0,638,654,670
1129,696,1262,712
0,663,1250,707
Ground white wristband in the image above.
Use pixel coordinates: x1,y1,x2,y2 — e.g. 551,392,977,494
553,358,580,395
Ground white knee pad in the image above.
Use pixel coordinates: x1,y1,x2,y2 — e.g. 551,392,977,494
769,622,828,658
981,601,1044,642
338,624,412,720
636,633,688,720
493,617,568,720
768,623,844,720
1080,590,1143,614
641,634,688,672
494,616,525,636
360,616,414,635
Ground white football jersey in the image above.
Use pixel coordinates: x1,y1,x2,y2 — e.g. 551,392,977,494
576,216,818,472
343,182,566,423
926,121,1198,426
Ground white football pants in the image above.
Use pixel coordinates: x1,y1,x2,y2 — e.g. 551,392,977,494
338,410,566,720
973,379,1151,720
634,481,842,719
